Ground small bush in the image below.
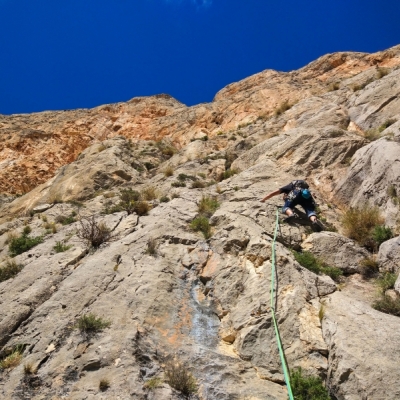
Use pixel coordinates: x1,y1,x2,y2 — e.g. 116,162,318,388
141,186,158,201
23,226,32,235
53,241,72,253
364,128,381,141
24,363,37,375
275,100,292,116
0,259,23,282
144,162,155,170
0,346,24,371
144,377,163,390
160,196,170,203
376,272,397,293
378,118,397,132
387,184,397,199
376,67,389,79
9,233,43,256
117,189,141,215
77,216,112,248
198,196,220,218
218,169,239,182
190,217,211,239
133,200,151,216
55,213,77,225
291,368,331,400
201,135,208,141
342,206,384,250
178,173,197,182
99,378,110,391
146,238,157,256
373,295,400,317
76,313,111,333
164,360,197,397
164,166,174,177
372,225,393,248
328,82,340,91
172,181,186,188
293,251,342,281
359,257,379,278
191,181,205,189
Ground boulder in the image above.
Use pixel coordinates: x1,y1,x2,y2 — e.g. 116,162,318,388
377,235,400,273
302,232,369,274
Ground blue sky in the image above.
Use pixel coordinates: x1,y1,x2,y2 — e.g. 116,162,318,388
0,0,399,114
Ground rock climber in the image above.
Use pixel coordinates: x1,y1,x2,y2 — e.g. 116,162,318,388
260,180,323,232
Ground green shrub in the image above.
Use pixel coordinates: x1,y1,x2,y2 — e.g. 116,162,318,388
178,173,197,182
55,213,77,225
9,233,43,256
291,368,332,400
143,377,163,390
160,196,170,203
378,118,396,132
172,181,186,188
116,189,141,215
372,225,393,248
0,345,24,371
376,272,397,293
342,206,384,250
164,360,197,397
76,313,111,333
53,241,72,253
373,295,400,317
23,226,32,235
293,251,342,281
218,169,239,182
198,196,220,218
190,217,212,239
0,259,23,282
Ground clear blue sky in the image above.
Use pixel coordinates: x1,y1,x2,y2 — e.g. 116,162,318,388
0,0,399,114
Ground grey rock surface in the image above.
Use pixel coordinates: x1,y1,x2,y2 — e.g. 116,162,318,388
323,291,400,400
302,232,369,274
377,235,400,272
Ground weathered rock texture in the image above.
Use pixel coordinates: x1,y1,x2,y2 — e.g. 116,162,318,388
1,45,400,400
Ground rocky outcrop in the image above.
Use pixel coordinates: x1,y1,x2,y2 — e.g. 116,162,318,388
378,236,400,273
302,232,369,274
1,44,400,400
1,45,400,196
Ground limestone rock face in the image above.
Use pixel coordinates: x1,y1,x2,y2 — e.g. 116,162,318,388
1,45,400,400
335,138,400,225
323,292,400,400
1,45,400,196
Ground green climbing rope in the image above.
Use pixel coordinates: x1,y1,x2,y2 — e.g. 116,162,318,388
270,207,294,400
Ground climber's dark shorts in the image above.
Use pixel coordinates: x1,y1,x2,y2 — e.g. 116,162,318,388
282,198,317,219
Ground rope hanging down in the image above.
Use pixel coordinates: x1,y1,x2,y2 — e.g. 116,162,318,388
270,207,294,400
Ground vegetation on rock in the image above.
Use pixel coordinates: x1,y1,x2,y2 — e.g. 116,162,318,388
293,251,342,281
9,231,43,256
291,368,332,400
76,313,111,333
0,259,23,282
164,360,197,397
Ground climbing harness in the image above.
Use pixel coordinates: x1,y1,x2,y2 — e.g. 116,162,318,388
270,207,294,400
